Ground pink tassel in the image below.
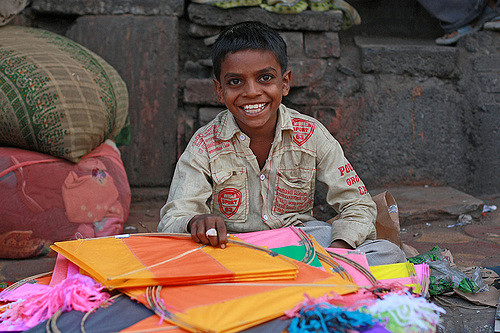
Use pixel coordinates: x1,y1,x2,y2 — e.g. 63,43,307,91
0,274,110,330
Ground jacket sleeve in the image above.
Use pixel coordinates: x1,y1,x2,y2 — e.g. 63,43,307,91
315,124,377,248
157,147,213,233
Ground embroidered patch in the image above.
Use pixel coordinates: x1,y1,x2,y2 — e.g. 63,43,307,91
218,188,242,218
273,186,312,215
292,118,315,146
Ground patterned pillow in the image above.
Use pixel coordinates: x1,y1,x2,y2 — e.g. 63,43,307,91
0,25,130,163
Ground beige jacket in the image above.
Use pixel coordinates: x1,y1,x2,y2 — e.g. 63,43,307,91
158,104,377,247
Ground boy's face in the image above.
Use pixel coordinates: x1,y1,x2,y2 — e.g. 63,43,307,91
214,49,291,137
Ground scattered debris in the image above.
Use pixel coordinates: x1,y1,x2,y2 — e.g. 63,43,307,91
123,226,138,233
457,214,473,226
483,205,497,213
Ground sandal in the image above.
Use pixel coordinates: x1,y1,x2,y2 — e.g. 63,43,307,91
477,6,499,28
483,16,500,31
435,24,479,45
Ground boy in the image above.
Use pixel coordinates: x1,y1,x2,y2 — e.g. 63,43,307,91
158,21,406,266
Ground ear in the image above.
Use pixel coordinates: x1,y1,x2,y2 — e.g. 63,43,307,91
281,69,291,97
213,78,224,103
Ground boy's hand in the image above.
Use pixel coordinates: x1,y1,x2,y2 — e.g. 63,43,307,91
188,214,228,249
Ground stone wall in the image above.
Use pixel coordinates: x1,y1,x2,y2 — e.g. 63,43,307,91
10,0,500,197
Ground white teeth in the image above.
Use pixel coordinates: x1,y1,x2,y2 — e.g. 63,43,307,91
242,103,266,113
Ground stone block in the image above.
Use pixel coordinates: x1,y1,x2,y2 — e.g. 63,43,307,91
354,76,473,191
31,0,183,16
289,59,327,87
286,86,323,106
199,107,223,125
188,3,342,32
280,32,304,58
286,78,360,106
176,108,196,160
66,15,179,187
472,55,500,72
355,37,458,78
478,73,500,93
184,61,212,79
188,23,221,38
305,32,340,58
475,103,500,193
184,78,221,106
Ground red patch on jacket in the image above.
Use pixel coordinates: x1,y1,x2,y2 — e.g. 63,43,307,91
218,188,242,218
292,118,315,146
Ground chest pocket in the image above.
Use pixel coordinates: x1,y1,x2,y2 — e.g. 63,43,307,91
211,167,248,223
272,147,316,215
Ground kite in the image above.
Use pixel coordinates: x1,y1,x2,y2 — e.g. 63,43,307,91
51,234,299,289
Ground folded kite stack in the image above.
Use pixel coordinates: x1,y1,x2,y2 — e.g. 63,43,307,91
0,229,443,332
0,22,131,258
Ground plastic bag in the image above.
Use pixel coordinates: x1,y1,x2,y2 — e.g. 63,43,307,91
408,246,480,295
0,140,131,259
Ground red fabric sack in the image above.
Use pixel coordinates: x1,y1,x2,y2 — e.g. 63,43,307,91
0,140,131,258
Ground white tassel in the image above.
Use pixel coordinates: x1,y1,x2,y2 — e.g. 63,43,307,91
366,293,445,332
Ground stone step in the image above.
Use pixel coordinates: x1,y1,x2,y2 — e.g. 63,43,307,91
372,186,484,225
355,37,459,78
30,0,184,16
188,3,343,32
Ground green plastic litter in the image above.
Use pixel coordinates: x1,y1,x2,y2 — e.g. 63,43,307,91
408,246,479,295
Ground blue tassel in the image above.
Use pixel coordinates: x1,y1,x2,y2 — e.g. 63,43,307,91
288,302,377,333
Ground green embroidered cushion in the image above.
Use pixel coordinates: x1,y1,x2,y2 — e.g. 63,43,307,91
0,25,130,163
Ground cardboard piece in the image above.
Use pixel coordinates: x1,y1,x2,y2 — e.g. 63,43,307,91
372,191,402,248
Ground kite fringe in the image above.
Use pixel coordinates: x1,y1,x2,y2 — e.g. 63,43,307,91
0,274,111,331
285,287,445,333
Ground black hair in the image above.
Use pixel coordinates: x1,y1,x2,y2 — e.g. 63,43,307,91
211,21,288,81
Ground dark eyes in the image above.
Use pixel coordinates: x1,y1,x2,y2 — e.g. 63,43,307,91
226,74,275,86
228,78,241,86
260,74,274,82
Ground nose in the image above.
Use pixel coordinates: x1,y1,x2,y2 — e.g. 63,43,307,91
243,80,262,97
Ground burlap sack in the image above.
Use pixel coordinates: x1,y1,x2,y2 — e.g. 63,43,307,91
0,25,130,163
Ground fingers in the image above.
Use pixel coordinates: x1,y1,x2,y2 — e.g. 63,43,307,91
188,214,228,249
216,219,228,249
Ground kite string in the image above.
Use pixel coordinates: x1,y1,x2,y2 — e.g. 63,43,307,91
106,245,207,281
71,233,86,253
146,286,201,333
292,228,354,282
102,234,297,284
200,282,362,288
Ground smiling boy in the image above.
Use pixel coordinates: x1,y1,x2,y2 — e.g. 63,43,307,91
158,21,406,265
